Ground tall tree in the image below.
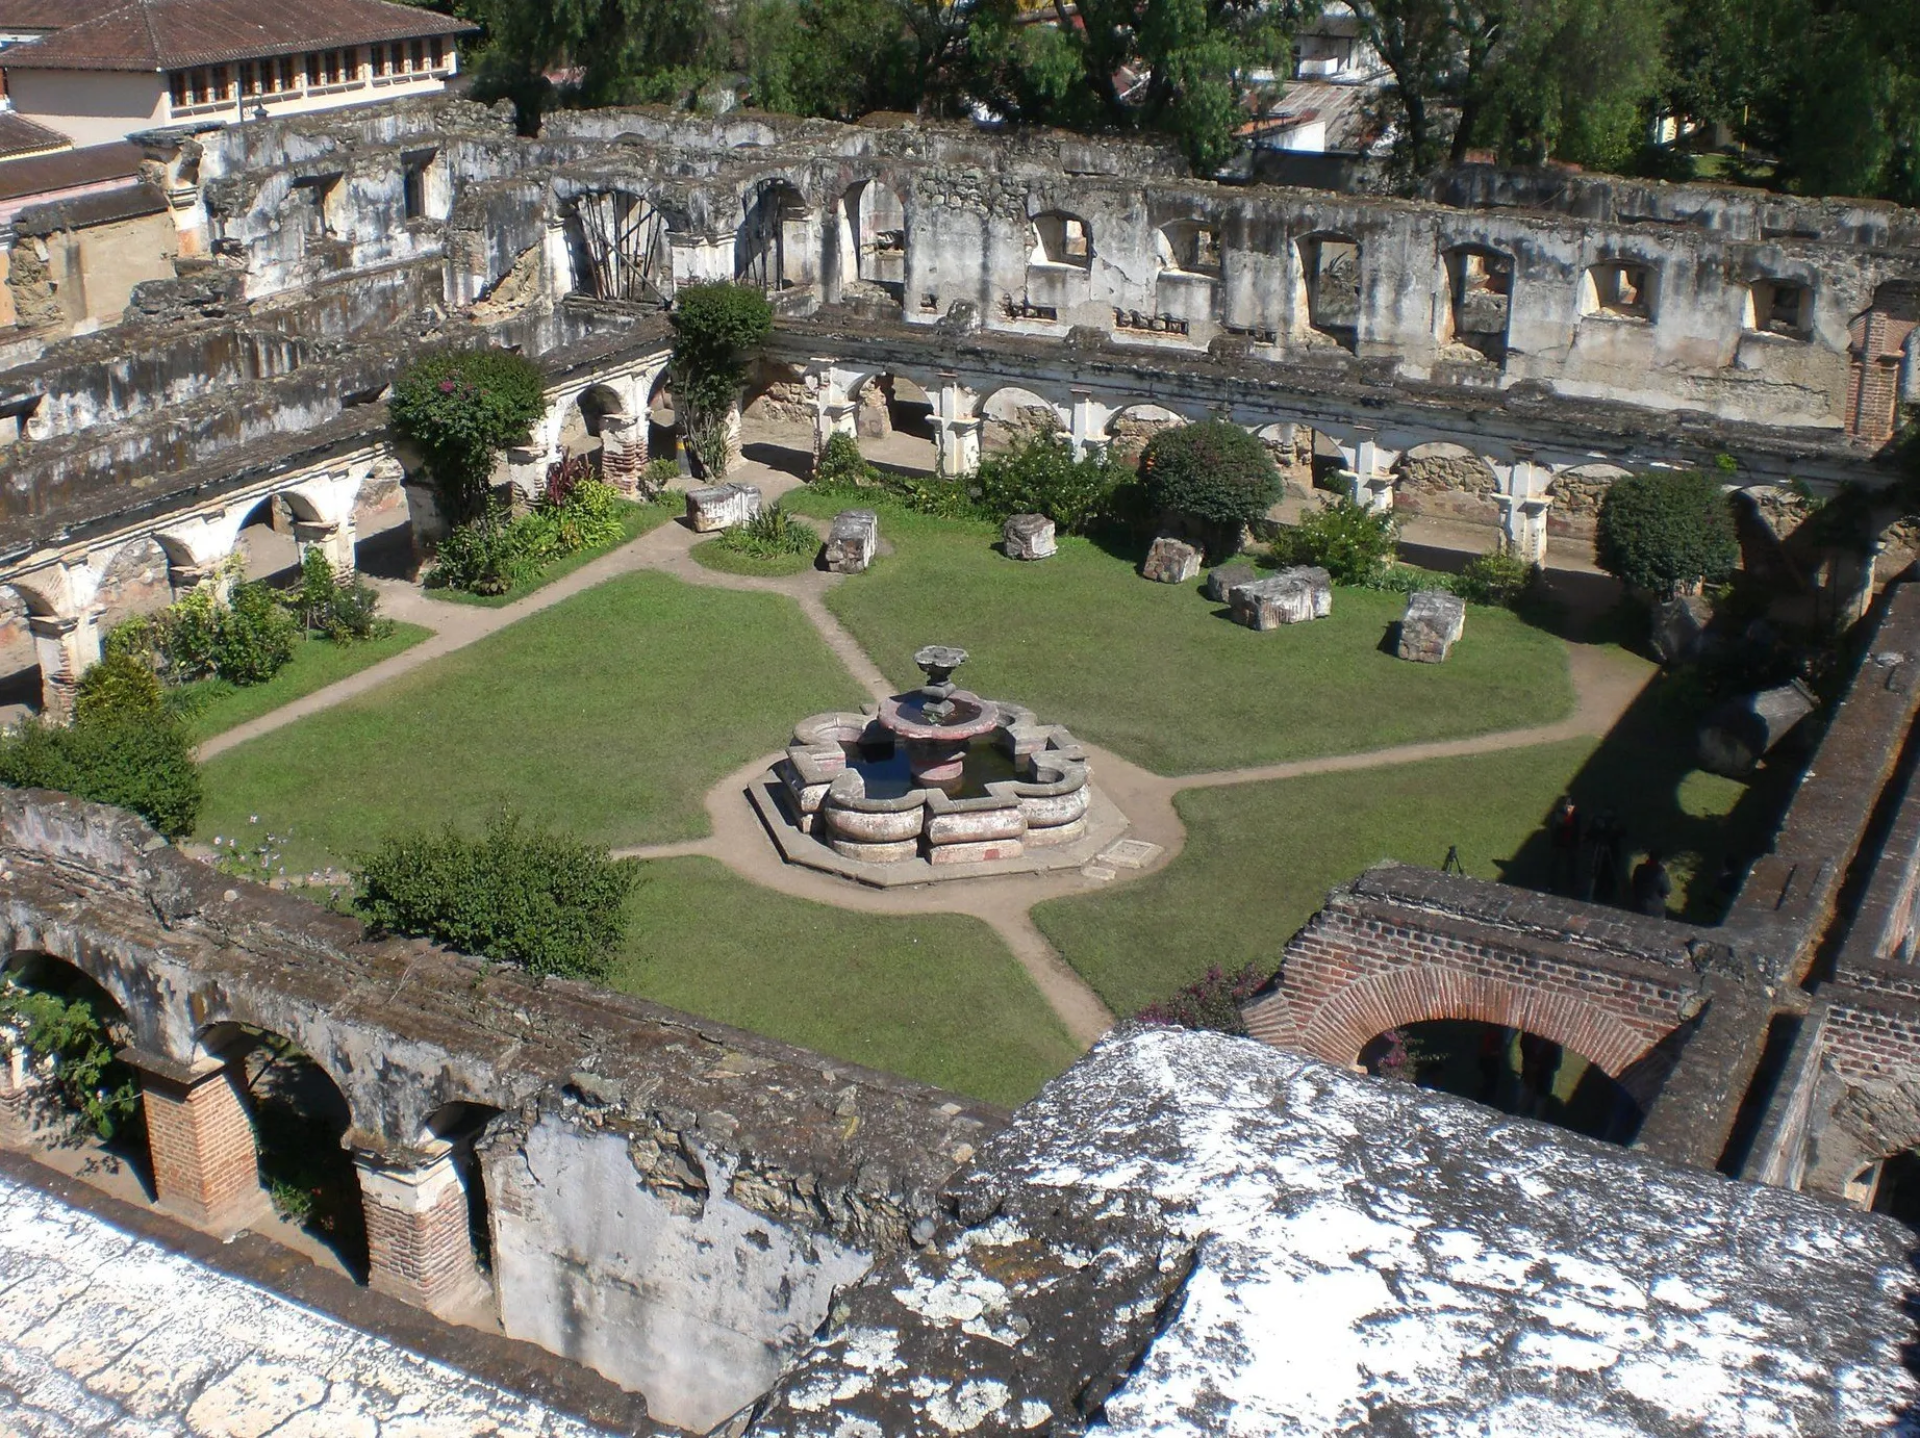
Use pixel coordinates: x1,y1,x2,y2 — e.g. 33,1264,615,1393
963,0,1297,174
470,0,719,125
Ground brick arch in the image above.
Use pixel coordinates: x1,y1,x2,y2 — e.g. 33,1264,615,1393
2,935,183,1066
1297,963,1658,1081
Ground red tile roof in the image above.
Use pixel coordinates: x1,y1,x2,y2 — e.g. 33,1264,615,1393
0,110,68,160
0,139,141,202
0,0,474,72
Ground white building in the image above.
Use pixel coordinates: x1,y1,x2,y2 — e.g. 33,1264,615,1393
0,0,474,149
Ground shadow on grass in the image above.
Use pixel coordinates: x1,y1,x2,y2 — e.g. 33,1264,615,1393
1493,670,1803,921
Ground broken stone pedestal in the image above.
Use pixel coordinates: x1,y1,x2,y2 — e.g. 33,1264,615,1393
1142,536,1202,584
1698,679,1817,777
1204,563,1257,603
685,482,762,532
1398,589,1467,662
1230,566,1333,630
1651,594,1714,665
1003,513,1057,560
825,509,878,574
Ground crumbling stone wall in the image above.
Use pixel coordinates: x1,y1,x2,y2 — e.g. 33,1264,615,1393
0,789,1000,1431
1392,445,1500,525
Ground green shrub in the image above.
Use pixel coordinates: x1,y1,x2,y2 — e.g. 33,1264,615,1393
389,347,549,524
0,980,140,1141
1271,497,1399,585
545,476,625,551
1595,471,1739,598
1138,422,1284,557
976,435,1125,534
813,432,875,490
640,457,681,495
352,812,640,979
0,709,201,836
73,652,164,724
722,506,819,559
1454,551,1534,607
155,587,224,682
429,509,532,595
210,581,299,685
1136,964,1267,1036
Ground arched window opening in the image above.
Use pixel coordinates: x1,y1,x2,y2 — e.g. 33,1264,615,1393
1,952,149,1189
1359,1019,1643,1144
1031,211,1094,269
0,585,36,721
1299,233,1360,351
848,180,906,298
568,191,669,305
1747,280,1812,340
235,495,299,586
1443,246,1513,365
736,181,813,291
1582,260,1655,321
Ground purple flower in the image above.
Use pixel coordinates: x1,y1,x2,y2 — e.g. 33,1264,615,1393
439,379,456,393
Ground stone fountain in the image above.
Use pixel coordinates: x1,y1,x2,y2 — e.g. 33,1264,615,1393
757,647,1128,884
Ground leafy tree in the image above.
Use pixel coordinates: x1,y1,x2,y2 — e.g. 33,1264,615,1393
466,0,719,127
211,582,299,686
1273,496,1400,584
742,0,969,119
1138,420,1284,556
72,651,164,725
669,283,773,480
389,347,548,525
1595,470,1739,597
354,811,640,979
963,0,1294,173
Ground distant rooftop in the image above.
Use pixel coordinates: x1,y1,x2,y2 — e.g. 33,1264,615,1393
0,110,67,161
0,0,474,72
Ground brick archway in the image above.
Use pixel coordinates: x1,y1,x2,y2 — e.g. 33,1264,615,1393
1289,964,1659,1080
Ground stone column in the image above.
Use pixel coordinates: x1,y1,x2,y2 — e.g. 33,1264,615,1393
1494,492,1551,566
127,1046,270,1239
506,444,549,515
356,1145,491,1319
292,518,357,576
598,411,642,496
1350,431,1399,513
0,1039,45,1148
27,612,100,724
1068,389,1107,460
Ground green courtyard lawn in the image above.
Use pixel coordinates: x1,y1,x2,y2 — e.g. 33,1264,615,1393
196,572,866,872
783,494,1573,775
1034,721,1774,1019
608,857,1078,1106
179,624,432,742
427,498,675,609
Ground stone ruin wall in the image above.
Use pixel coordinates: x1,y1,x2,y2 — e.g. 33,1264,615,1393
0,789,1000,1433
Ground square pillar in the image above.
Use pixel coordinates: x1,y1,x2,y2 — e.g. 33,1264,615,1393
598,411,642,496
292,519,357,577
357,1147,491,1319
27,612,100,725
935,417,982,478
128,1047,270,1239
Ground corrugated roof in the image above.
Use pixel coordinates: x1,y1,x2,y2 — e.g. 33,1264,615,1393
0,110,68,160
0,0,474,72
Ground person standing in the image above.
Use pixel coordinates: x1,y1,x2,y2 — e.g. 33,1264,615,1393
1630,851,1673,918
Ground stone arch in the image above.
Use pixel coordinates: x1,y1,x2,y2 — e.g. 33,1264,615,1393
1296,963,1658,1082
2,937,167,1063
977,385,1069,453
564,189,671,303
558,382,628,463
846,369,940,473
646,365,679,467
1103,402,1188,465
232,494,299,584
1393,442,1501,526
1545,462,1630,541
94,536,170,631
1296,230,1361,350
194,1016,371,1281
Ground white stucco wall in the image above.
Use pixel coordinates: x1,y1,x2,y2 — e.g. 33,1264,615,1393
6,70,166,147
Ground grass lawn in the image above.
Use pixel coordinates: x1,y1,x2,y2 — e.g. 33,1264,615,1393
179,625,431,742
689,537,818,578
783,493,1573,775
1034,727,1772,1018
607,857,1078,1106
426,499,675,609
196,573,866,871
